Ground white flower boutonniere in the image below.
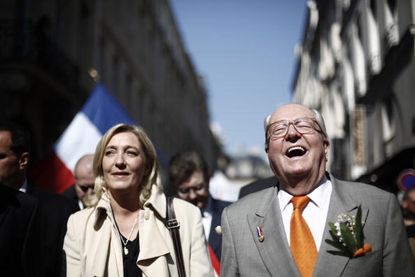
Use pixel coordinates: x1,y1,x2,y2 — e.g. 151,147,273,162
325,205,372,258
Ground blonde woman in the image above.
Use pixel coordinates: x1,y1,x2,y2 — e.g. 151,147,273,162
64,123,213,277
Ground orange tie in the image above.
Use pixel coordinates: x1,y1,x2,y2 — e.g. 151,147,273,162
290,196,317,277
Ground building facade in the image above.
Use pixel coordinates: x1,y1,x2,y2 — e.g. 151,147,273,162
292,0,415,193
0,0,221,175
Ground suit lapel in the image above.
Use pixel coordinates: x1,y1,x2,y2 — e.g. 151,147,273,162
313,176,369,277
247,187,300,277
208,206,222,259
137,209,170,261
138,212,170,277
87,214,116,277
138,191,170,277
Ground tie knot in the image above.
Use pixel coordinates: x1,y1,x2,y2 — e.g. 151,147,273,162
291,195,310,211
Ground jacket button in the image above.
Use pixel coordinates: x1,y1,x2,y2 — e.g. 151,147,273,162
144,211,150,220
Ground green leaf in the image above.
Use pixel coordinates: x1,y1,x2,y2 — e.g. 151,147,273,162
328,222,336,231
326,206,369,259
354,205,364,248
325,234,353,258
325,238,341,248
328,223,339,238
339,223,355,255
327,250,351,257
326,226,351,254
327,225,343,245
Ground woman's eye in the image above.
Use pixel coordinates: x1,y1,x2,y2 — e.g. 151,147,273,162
126,151,138,156
104,150,115,156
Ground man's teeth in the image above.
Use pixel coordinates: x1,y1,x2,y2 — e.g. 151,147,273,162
287,146,306,157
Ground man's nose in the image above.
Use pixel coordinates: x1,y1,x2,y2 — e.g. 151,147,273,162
188,189,197,199
285,123,301,138
286,122,299,136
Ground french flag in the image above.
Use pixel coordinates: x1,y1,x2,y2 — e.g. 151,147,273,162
29,84,134,193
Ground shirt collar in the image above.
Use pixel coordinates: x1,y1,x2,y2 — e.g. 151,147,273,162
278,175,331,211
19,179,28,193
202,195,213,215
94,184,166,228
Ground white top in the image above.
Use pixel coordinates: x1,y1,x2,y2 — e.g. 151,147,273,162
278,177,332,250
19,179,28,192
202,210,213,239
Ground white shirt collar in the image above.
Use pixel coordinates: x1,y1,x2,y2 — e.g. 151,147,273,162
277,175,332,249
278,175,330,210
19,179,28,193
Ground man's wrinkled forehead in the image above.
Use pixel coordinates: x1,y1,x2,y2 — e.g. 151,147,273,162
270,104,315,123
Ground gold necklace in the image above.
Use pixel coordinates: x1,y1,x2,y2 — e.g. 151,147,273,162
116,214,139,255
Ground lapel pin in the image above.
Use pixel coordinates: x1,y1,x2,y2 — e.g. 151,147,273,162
257,226,264,242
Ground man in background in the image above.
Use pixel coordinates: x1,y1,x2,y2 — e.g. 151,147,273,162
64,154,95,209
238,115,278,199
238,175,277,199
0,121,78,277
169,151,231,276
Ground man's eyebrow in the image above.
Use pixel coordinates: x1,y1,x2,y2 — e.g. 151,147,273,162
269,120,288,125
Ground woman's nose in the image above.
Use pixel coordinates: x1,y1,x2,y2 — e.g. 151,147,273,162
115,153,125,166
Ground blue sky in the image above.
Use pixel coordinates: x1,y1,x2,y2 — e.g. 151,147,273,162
170,0,307,156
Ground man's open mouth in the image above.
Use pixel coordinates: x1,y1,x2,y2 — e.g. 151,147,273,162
286,146,306,158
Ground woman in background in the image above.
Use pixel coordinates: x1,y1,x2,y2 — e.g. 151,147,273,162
64,123,213,277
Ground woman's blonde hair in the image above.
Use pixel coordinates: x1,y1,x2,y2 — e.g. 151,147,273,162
91,123,159,206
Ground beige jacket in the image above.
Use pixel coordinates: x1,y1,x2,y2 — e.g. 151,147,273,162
64,185,213,277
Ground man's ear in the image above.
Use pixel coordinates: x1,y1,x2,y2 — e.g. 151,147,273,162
323,139,330,161
19,152,29,170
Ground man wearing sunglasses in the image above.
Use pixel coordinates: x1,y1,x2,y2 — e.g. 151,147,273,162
64,154,95,209
221,103,415,277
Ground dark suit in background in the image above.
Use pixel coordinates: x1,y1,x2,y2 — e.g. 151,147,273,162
63,185,77,203
0,121,79,276
0,184,37,277
238,176,277,199
26,185,79,277
206,196,231,261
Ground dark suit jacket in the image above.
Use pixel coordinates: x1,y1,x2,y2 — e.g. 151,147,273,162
0,184,37,277
205,195,231,261
63,185,83,210
238,176,277,199
26,185,79,277
63,185,78,202
222,174,415,276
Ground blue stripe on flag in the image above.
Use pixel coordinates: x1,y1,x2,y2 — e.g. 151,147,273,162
82,84,134,134
81,83,168,167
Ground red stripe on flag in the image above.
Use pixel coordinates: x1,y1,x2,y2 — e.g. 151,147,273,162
28,151,75,193
208,244,221,276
